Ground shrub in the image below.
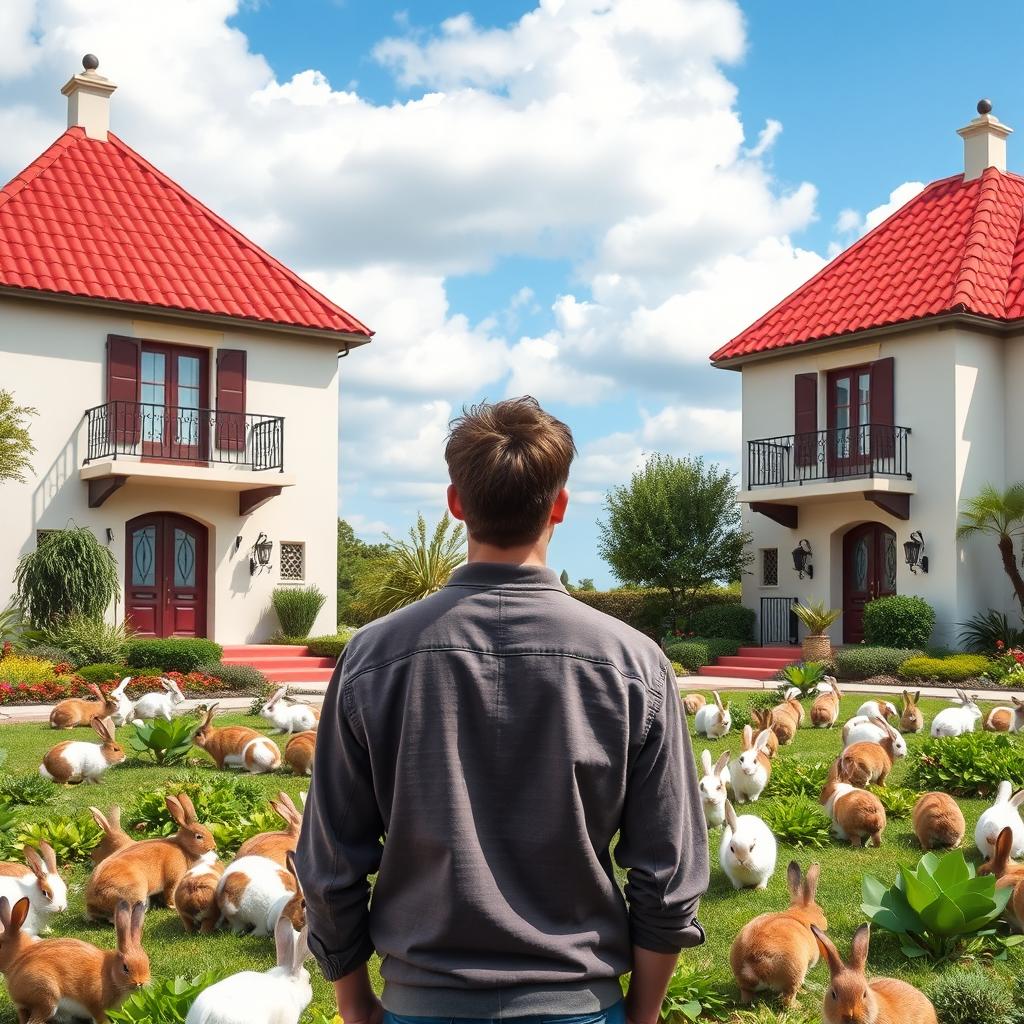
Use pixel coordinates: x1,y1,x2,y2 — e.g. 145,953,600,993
928,967,1019,1024
125,637,222,673
906,732,1024,796
759,796,833,848
664,638,739,672
863,595,936,648
873,787,917,819
0,671,221,706
747,690,782,713
127,772,265,836
690,603,754,642
657,959,731,1021
40,615,129,665
670,661,685,676
777,661,827,697
0,655,55,685
128,717,200,766
209,807,288,856
959,609,1024,654
16,814,102,863
792,600,841,636
0,772,55,806
571,587,739,639
108,969,230,1024
766,758,831,798
78,663,131,684
195,661,268,690
271,585,327,639
305,632,354,659
22,642,75,667
14,526,119,626
898,654,990,682
833,646,924,680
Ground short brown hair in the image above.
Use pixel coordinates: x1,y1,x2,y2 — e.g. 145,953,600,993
445,397,576,547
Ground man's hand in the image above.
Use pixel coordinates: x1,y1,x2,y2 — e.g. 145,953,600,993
334,966,383,1024
337,994,384,1024
624,946,679,1024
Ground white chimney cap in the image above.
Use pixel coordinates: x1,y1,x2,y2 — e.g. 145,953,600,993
957,99,1012,181
60,54,116,141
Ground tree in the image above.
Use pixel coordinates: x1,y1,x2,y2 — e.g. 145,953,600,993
337,519,389,626
0,390,37,483
576,577,596,591
560,569,571,588
957,483,1024,609
598,453,751,626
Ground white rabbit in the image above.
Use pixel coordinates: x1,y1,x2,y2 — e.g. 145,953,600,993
781,686,802,701
131,677,186,722
698,750,731,829
974,780,1024,859
729,727,773,804
109,677,136,727
260,686,320,735
694,691,731,739
720,801,777,890
0,843,67,936
185,916,312,1024
216,855,304,936
931,690,983,738
842,715,887,747
856,699,898,722
814,680,837,694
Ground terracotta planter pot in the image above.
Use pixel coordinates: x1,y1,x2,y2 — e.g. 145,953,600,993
802,634,833,663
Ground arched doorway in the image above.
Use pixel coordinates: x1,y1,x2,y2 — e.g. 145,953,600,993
125,513,208,638
843,523,897,643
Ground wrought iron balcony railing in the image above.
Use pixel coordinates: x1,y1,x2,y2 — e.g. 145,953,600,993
84,401,284,472
747,423,910,488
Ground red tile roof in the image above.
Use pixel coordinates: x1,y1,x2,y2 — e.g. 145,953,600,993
0,128,371,338
712,167,1024,363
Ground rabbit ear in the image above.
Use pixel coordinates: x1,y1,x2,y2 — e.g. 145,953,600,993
811,924,844,976
166,796,188,827
8,897,29,935
114,900,132,952
713,691,724,711
86,683,104,700
285,850,304,896
724,801,738,832
701,750,713,774
754,730,773,752
849,924,871,972
741,725,753,750
802,863,821,905
90,806,110,831
714,751,731,775
109,805,122,828
130,901,146,945
994,826,1015,868
274,913,295,968
177,793,198,823
38,841,57,874
1010,789,1024,809
23,846,45,880
995,781,1012,805
786,861,802,900
292,925,309,974
0,896,10,932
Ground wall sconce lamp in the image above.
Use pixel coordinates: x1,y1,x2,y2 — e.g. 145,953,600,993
904,530,929,574
250,532,273,576
792,539,813,579
105,528,114,544
235,535,243,552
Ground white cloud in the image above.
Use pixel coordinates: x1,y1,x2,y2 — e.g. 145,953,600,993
834,181,925,239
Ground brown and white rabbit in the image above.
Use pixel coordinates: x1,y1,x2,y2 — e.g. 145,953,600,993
0,895,36,973
682,693,706,716
821,778,887,847
750,709,780,757
0,842,67,936
217,849,306,936
49,683,119,730
90,805,136,865
900,690,924,733
85,794,217,921
911,792,965,851
235,792,304,867
769,696,803,745
977,825,1024,930
284,731,316,776
5,898,149,1024
811,679,842,729
194,705,282,773
40,716,125,784
813,924,937,1024
838,716,906,787
174,852,225,934
729,861,827,1007
984,696,1024,733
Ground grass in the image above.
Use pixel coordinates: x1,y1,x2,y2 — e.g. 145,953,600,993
0,695,1019,1022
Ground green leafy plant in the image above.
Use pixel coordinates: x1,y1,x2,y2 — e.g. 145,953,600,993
765,759,831,798
898,654,990,682
906,732,1024,796
14,526,119,626
834,646,924,680
861,849,1022,962
618,960,729,1022
777,661,827,697
209,807,287,856
959,609,1024,654
15,815,102,863
759,796,833,848
792,600,841,636
271,585,327,639
21,642,75,667
127,773,265,836
863,595,936,648
0,389,37,484
76,663,131,683
195,661,268,690
0,772,55,806
128,716,199,766
747,690,782,714
108,969,229,1023
873,787,917,819
0,604,26,649
957,483,1024,611
664,638,740,672
689,603,755,643
927,966,1020,1024
125,637,223,673
40,615,130,666
304,631,355,659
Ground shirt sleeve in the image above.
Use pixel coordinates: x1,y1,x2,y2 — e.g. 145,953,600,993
294,654,385,980
613,661,709,953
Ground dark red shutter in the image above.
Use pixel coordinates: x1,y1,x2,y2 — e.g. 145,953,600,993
870,357,895,461
106,335,140,447
794,372,818,467
216,349,247,451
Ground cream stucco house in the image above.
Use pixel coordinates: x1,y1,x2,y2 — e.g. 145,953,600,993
0,59,372,644
712,103,1024,649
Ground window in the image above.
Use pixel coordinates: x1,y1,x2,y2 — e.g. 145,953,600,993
760,548,779,587
280,542,305,582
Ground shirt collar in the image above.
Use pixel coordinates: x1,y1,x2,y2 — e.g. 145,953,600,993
445,562,566,590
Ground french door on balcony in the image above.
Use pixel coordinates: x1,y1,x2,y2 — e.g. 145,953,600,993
140,343,209,462
827,365,871,475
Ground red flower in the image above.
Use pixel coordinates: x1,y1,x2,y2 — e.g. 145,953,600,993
997,640,1006,650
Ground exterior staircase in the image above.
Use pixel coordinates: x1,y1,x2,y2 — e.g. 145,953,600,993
696,645,802,682
221,644,335,684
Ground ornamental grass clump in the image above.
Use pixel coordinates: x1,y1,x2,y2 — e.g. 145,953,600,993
271,585,327,639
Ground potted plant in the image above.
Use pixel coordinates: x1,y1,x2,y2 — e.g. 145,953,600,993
792,600,841,662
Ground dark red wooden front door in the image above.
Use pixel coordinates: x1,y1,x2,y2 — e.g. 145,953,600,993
125,513,208,638
843,523,897,643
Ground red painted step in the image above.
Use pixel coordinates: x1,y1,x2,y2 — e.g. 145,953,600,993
221,644,310,658
736,646,802,659
222,655,335,670
697,665,779,681
716,655,797,669
219,643,335,683
260,667,334,683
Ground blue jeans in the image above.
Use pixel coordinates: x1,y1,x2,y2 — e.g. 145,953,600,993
384,999,627,1024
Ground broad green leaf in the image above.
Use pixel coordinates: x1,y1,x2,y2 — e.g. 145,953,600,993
931,849,971,888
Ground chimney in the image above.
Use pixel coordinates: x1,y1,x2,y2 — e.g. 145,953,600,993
957,99,1012,181
60,54,116,141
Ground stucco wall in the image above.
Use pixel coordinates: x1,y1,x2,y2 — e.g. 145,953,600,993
0,296,340,643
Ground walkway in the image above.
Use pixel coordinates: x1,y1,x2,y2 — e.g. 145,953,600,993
678,675,1024,702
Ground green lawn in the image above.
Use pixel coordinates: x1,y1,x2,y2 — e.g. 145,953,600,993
0,695,1018,1023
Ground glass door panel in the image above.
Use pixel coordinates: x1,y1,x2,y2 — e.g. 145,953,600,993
139,344,208,462
140,350,166,450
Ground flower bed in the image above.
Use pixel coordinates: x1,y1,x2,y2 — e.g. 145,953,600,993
0,671,226,706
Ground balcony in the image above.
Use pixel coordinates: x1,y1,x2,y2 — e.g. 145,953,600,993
740,423,914,527
80,401,295,513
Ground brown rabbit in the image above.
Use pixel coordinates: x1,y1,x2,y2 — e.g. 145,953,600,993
40,716,125,784
682,693,706,716
49,683,118,730
984,696,1024,733
6,899,149,1024
769,697,803,745
813,924,937,1024
977,825,1024,930
236,792,304,866
90,806,136,865
900,690,924,733
811,680,842,729
821,779,886,847
750,709,780,757
85,794,216,921
173,853,224,934
911,792,965,851
0,895,35,973
838,716,905,788
193,705,282,773
285,730,316,776
729,862,827,1006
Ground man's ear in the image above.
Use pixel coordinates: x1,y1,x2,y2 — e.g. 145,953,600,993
447,484,465,521
549,488,570,526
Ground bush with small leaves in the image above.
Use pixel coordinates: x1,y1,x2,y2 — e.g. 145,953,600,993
759,796,833,848
15,814,102,863
125,637,222,673
765,759,831,798
863,595,936,648
40,616,130,666
195,661,268,690
898,654,991,682
305,632,355,659
690,603,755,643
664,638,740,672
927,967,1019,1024
272,585,327,639
0,772,55,806
906,732,1024,796
833,646,924,680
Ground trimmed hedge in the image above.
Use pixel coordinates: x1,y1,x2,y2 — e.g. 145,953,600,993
690,603,754,642
125,638,223,674
833,646,924,680
305,634,352,659
898,653,991,682
570,586,739,639
664,637,740,672
78,663,148,683
196,661,268,690
863,595,936,648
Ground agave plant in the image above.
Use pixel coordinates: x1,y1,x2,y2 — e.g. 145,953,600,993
128,716,199,766
777,661,827,698
862,849,1023,962
792,600,842,636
